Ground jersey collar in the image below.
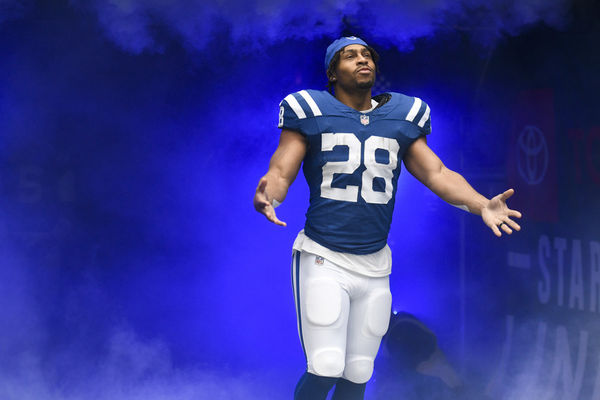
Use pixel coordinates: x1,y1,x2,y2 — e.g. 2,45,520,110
326,91,391,115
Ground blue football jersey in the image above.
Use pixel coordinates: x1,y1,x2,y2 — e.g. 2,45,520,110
278,89,431,254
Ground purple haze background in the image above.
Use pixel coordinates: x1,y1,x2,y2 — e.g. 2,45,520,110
1,0,598,399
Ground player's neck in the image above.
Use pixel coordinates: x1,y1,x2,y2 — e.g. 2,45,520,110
334,86,372,111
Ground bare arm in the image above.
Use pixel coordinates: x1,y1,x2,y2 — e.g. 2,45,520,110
253,129,307,226
403,137,522,237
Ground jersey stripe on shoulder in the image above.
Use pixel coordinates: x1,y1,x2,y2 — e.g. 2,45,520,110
417,104,430,128
405,97,422,123
283,94,307,119
298,90,322,117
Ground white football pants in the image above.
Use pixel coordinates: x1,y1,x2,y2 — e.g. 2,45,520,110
291,250,392,384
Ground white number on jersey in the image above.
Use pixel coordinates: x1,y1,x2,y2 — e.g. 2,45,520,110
278,106,284,128
320,133,400,204
321,133,361,202
362,135,399,204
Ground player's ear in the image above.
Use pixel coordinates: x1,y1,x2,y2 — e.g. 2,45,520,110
327,72,337,82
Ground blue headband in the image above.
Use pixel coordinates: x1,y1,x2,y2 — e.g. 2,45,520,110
324,36,369,70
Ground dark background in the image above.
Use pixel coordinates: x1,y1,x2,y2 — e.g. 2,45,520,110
1,0,599,398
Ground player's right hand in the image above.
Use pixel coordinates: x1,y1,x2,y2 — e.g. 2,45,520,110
254,177,287,227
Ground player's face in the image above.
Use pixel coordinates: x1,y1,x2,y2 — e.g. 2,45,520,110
333,44,376,91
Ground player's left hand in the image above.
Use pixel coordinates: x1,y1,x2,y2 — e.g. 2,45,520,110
481,188,522,237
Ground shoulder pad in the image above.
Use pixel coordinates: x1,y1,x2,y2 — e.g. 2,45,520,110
278,90,325,131
388,93,431,136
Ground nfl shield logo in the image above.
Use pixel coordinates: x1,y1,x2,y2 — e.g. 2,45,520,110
360,114,369,125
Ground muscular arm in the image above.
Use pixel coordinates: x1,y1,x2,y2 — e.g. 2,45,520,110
403,137,488,214
403,136,521,236
253,129,307,226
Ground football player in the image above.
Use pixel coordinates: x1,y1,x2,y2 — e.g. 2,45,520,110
253,36,521,400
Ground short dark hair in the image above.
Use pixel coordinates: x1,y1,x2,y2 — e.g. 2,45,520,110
326,45,380,93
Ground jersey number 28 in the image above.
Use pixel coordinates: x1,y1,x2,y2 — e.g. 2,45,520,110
321,133,399,205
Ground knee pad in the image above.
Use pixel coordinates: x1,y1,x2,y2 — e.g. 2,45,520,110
343,358,374,383
365,289,392,337
310,348,345,377
305,278,342,326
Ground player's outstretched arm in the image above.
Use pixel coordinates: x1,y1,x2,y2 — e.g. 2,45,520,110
253,129,307,227
403,137,522,237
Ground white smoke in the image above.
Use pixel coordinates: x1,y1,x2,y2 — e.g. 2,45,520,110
0,326,279,400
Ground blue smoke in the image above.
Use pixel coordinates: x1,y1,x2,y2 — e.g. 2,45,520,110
63,0,572,53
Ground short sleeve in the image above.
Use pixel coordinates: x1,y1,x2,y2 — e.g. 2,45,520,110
412,98,431,136
399,96,431,139
279,91,317,132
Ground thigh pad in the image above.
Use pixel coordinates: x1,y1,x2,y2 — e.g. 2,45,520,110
365,289,392,337
305,278,342,327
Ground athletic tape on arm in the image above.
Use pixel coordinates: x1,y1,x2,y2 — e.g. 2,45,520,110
448,202,470,212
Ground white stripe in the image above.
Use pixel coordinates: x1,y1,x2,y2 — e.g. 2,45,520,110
298,90,322,117
405,97,422,122
291,252,302,339
417,105,430,128
291,252,297,301
283,94,306,119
